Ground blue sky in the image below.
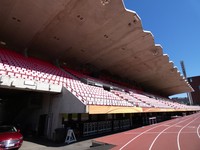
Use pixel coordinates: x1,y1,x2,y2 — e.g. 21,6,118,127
123,0,200,97
124,0,200,77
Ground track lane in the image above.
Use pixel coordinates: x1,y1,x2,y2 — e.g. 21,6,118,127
149,117,192,150
149,113,200,150
116,119,180,150
93,113,200,150
178,115,200,150
120,116,192,150
94,118,178,147
94,119,178,150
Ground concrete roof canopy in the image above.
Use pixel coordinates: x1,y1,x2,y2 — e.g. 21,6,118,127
0,0,193,96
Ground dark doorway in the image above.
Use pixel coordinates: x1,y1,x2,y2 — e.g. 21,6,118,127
38,114,48,136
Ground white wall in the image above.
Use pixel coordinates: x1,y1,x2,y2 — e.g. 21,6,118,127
43,87,87,139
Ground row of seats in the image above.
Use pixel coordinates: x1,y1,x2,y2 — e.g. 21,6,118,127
0,49,73,85
0,48,200,110
63,80,134,106
111,90,150,107
0,48,134,107
62,66,119,89
131,93,198,110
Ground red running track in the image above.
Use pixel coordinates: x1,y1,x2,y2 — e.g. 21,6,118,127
93,112,200,150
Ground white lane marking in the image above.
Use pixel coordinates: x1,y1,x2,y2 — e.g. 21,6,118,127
163,125,170,127
119,118,182,150
197,124,200,139
187,126,195,129
149,117,191,150
177,116,200,150
175,125,182,128
125,131,197,134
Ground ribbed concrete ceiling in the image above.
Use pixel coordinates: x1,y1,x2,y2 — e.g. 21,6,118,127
0,0,193,96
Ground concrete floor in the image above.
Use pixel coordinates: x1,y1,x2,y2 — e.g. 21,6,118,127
19,137,113,150
20,139,92,150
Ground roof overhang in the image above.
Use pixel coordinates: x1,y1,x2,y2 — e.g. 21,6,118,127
0,0,193,96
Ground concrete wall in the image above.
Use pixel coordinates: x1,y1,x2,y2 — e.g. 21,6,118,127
41,87,87,139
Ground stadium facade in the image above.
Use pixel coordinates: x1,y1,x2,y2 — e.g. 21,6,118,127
0,0,200,141
188,76,200,105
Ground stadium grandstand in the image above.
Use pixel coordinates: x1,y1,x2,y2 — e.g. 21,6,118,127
0,0,200,142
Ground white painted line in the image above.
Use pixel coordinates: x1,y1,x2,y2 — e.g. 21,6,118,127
177,116,200,150
175,125,182,128
149,117,191,150
119,114,198,150
119,125,161,150
163,125,170,127
197,124,200,139
119,119,179,150
125,131,197,134
124,132,141,135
